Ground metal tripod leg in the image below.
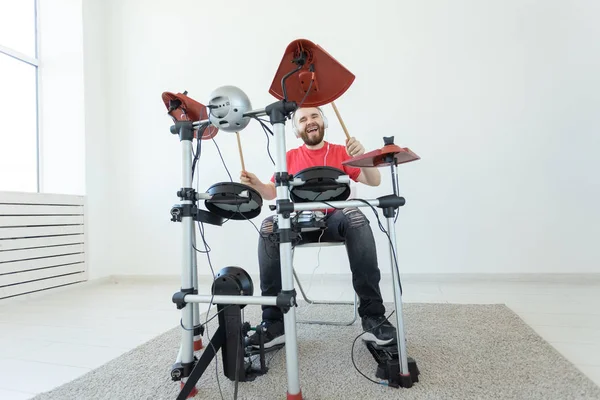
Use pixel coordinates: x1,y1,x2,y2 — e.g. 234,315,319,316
272,117,302,399
175,206,203,363
386,161,413,386
292,262,358,326
191,227,203,351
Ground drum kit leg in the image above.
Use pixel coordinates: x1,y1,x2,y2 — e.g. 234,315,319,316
162,39,421,400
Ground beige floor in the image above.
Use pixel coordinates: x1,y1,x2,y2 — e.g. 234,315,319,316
0,274,598,399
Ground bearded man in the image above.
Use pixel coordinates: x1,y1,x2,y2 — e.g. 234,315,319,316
240,106,396,349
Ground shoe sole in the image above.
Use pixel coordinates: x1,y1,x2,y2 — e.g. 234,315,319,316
361,332,396,346
251,335,285,349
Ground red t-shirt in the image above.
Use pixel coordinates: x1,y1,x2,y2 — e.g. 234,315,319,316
270,142,361,183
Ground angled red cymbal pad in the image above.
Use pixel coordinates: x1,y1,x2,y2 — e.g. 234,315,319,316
342,145,421,168
269,39,355,107
161,91,218,140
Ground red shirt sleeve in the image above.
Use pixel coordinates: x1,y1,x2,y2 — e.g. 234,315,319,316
340,149,361,182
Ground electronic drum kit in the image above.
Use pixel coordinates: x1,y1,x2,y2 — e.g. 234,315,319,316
162,38,420,400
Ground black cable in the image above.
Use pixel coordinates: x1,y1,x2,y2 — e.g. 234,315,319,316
353,199,403,295
254,117,275,166
198,221,242,400
195,221,226,400
195,115,342,398
267,346,283,366
192,122,274,400
234,324,241,399
192,233,210,253
256,117,274,136
284,196,404,386
394,170,400,223
204,128,277,399
350,310,396,386
239,212,266,238
251,113,294,257
192,123,209,181
203,117,276,257
281,63,303,101
318,199,403,295
297,78,314,109
194,225,241,400
189,133,225,400
206,136,232,227
211,137,232,182
179,303,233,331
225,189,276,261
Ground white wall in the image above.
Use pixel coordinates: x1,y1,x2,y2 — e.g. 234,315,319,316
81,0,111,280
83,0,600,279
38,0,86,195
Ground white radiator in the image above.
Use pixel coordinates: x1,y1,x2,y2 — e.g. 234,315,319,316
0,191,87,300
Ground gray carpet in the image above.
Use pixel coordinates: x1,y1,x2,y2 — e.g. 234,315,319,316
32,303,600,400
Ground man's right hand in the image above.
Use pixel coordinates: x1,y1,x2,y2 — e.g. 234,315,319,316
240,170,276,200
240,170,261,187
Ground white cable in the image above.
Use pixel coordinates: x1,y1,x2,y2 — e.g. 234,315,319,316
303,228,325,295
323,139,330,217
297,118,330,311
302,125,330,299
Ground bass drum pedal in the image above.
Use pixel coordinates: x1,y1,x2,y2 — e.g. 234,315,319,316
365,342,420,388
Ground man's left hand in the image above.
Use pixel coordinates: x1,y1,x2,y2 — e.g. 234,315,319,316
346,137,365,157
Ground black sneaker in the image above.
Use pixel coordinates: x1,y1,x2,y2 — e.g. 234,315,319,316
246,319,285,349
361,315,397,346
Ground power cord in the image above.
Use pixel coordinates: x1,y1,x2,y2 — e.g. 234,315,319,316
194,221,226,400
187,128,228,400
197,221,243,400
254,117,275,166
209,138,274,253
179,300,233,331
302,228,325,296
206,120,278,259
288,198,403,386
211,137,232,182
354,199,403,295
394,171,400,223
297,77,314,109
319,199,403,295
199,228,223,398
307,200,405,385
191,122,211,181
191,124,285,399
291,214,332,313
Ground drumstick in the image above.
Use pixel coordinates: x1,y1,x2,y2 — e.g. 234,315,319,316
236,132,246,172
331,101,351,141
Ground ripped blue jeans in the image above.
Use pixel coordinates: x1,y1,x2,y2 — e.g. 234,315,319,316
257,208,386,322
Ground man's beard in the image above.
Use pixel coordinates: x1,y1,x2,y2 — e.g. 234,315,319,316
300,124,325,146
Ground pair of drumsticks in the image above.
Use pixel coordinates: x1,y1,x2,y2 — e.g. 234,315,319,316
236,102,350,172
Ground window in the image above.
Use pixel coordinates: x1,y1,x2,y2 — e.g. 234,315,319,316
0,0,39,193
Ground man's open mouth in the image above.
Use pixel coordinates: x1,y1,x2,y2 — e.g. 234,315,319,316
306,125,318,134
